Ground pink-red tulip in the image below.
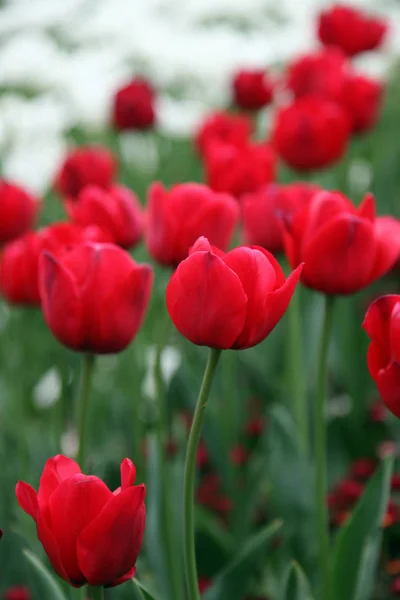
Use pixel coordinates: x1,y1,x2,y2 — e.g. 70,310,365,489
232,69,274,110
55,146,116,199
286,48,348,101
0,180,38,244
195,111,252,158
339,74,383,133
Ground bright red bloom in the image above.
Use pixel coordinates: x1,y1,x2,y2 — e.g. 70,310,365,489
55,146,116,198
40,242,152,353
67,184,143,249
16,455,145,587
318,4,388,57
112,78,156,131
272,95,350,171
3,587,30,600
0,180,38,244
232,69,274,110
167,236,302,350
0,223,110,306
283,191,400,295
242,182,320,253
145,182,239,267
286,48,348,101
339,74,383,133
351,459,376,481
195,111,252,158
205,141,276,199
363,295,400,418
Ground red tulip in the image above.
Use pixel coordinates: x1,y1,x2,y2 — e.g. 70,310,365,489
242,182,320,253
145,182,239,267
232,69,274,110
16,455,145,587
272,95,350,171
55,146,116,199
392,577,400,596
195,111,252,158
0,223,110,306
392,474,400,491
205,141,276,199
67,184,143,249
112,77,156,131
318,4,388,57
284,191,400,295
198,578,212,594
3,587,30,600
339,74,383,133
363,295,400,418
166,236,302,350
350,459,376,480
0,180,38,244
40,242,152,353
286,48,348,101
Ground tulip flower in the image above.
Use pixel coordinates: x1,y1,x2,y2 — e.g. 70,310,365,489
205,141,276,199
283,191,400,295
166,236,302,349
55,146,116,199
286,48,348,101
0,180,38,244
16,455,145,587
232,68,274,110
242,182,320,253
145,182,239,267
40,242,152,353
112,77,156,131
318,4,388,57
195,111,252,158
339,74,383,133
67,184,143,249
3,587,30,600
363,295,400,418
272,95,350,171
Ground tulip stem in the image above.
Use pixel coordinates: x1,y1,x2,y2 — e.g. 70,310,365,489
76,353,96,471
183,348,222,600
86,586,104,600
315,294,335,600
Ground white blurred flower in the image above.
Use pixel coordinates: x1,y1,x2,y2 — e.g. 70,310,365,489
33,367,62,409
141,345,182,400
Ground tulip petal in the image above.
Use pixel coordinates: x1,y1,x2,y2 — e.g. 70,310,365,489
376,361,400,418
369,216,400,282
16,481,38,520
166,250,248,349
121,458,136,490
358,192,376,221
106,565,136,587
36,512,74,585
77,485,146,586
363,295,400,369
49,474,113,584
145,182,178,265
38,455,81,513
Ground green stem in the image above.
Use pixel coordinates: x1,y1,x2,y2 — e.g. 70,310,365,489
184,348,222,600
86,586,104,600
287,287,308,455
76,353,95,470
315,295,335,600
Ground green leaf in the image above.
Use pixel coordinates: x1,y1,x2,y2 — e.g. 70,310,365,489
23,549,68,600
131,578,159,600
282,562,314,600
332,456,394,600
203,520,282,600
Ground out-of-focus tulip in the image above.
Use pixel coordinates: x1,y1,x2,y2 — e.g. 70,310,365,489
55,146,116,199
339,74,383,133
232,69,274,110
167,236,302,350
351,459,376,481
0,180,38,244
112,77,156,131
16,455,145,587
286,48,348,101
40,243,152,353
195,111,252,158
3,587,31,600
145,182,239,267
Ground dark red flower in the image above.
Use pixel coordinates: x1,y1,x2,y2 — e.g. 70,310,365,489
391,474,400,491
196,474,232,514
336,479,363,505
3,587,30,600
242,182,320,253
205,141,276,199
369,399,387,422
286,48,348,101
384,500,400,527
145,182,239,267
198,578,212,594
196,441,209,469
272,95,350,171
230,445,249,466
284,191,400,294
195,111,252,158
112,77,156,131
392,577,400,596
40,243,152,353
55,146,116,199
351,459,376,481
67,184,143,249
318,4,388,57
363,295,400,418
339,74,383,133
245,416,266,437
232,69,274,110
167,236,302,350
16,455,145,587
0,180,38,244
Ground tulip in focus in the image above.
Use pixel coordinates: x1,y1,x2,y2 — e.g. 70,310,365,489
283,191,400,295
166,236,302,349
3,587,30,600
318,4,388,57
40,242,152,353
67,184,143,249
145,182,239,267
16,455,145,587
0,180,38,244
232,68,274,110
112,77,156,131
242,182,320,253
55,146,117,199
272,95,350,171
195,111,252,158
